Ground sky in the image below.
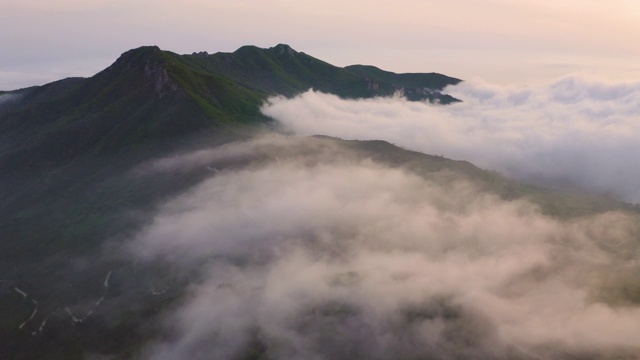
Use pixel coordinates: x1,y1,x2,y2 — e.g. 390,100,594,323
2,0,640,90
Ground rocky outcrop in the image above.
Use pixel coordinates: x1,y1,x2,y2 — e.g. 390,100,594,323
143,60,178,98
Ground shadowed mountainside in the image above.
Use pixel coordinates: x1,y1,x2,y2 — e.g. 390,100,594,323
0,44,460,173
1,134,639,360
3,45,638,359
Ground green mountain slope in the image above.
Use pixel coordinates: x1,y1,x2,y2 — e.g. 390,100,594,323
345,64,461,102
0,46,266,172
183,44,461,101
7,45,637,359
0,44,460,173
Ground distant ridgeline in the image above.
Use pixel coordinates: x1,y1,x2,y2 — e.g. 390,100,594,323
0,44,460,170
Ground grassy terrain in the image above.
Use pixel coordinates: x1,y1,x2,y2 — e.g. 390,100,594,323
2,44,636,359
0,44,461,175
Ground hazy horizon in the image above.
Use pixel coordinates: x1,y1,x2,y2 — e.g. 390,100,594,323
2,0,639,90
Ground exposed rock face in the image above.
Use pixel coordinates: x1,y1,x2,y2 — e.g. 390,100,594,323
273,43,297,56
109,45,178,98
143,60,177,98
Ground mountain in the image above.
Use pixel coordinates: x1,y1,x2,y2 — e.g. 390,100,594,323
0,44,460,173
2,45,638,359
0,45,465,359
1,132,638,359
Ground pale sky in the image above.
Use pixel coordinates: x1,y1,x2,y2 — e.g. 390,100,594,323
1,0,639,90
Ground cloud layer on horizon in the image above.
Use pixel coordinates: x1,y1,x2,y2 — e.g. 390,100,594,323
262,76,640,202
126,136,640,359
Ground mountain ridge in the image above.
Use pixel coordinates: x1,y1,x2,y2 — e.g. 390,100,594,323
0,44,461,173
3,45,640,360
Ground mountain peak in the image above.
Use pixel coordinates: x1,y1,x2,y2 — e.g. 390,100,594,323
0,44,461,172
270,43,297,56
103,45,178,97
116,45,163,65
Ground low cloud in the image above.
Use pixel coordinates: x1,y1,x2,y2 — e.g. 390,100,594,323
262,76,640,202
128,136,640,359
0,93,21,104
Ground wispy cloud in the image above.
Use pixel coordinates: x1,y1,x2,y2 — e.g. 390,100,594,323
129,136,640,359
0,93,21,103
262,76,640,202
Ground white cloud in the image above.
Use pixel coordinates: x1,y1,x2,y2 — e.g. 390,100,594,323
262,76,640,202
129,136,640,359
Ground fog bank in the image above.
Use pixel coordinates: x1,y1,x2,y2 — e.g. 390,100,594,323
262,77,640,202
127,136,640,359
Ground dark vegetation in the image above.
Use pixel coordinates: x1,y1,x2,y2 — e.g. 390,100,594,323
0,44,462,359
0,44,460,174
0,44,637,359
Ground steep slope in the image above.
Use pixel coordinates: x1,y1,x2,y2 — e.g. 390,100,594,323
345,64,461,102
0,45,482,359
0,46,266,172
0,44,460,173
183,44,461,101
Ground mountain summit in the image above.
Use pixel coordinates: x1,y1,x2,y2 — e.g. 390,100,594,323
0,44,460,171
3,46,640,360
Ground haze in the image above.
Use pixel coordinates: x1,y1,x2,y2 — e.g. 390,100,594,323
2,0,639,90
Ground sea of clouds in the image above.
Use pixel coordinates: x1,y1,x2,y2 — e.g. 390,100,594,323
125,136,640,359
262,76,640,203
